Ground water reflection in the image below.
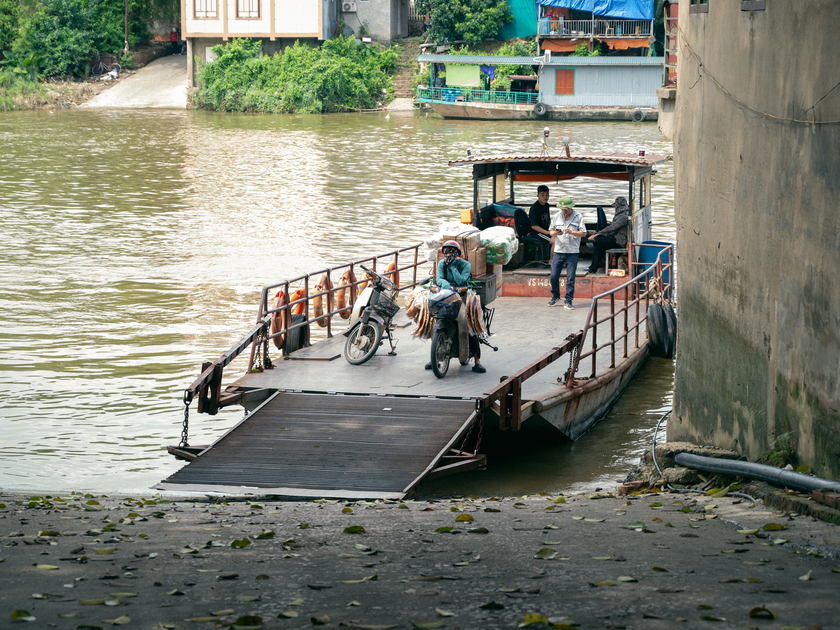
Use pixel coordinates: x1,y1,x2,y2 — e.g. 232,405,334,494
0,109,673,494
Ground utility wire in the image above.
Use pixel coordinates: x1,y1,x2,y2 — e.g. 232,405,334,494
677,24,840,125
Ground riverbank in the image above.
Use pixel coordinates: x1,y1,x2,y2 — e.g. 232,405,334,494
2,487,837,629
0,77,117,111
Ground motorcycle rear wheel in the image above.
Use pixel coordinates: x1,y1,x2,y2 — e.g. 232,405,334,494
431,329,453,378
344,321,382,365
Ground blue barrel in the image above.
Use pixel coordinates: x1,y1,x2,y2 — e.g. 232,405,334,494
637,240,673,298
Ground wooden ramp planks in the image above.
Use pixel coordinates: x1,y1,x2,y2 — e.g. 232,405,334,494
156,392,478,499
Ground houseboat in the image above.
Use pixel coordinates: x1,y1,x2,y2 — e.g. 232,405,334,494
156,151,674,499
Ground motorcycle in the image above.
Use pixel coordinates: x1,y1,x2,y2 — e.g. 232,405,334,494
428,286,497,379
343,264,401,365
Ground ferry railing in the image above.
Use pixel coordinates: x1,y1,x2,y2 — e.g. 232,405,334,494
181,243,430,417
568,243,674,386
417,86,539,106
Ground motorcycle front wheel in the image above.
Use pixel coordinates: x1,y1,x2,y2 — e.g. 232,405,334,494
431,328,453,378
344,320,383,365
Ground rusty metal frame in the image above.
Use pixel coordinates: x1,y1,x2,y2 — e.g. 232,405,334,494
185,243,430,416
482,334,582,431
569,244,674,386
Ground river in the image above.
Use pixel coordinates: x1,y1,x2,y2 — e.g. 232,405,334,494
0,109,674,496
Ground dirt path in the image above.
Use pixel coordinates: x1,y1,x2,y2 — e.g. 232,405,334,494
1,489,837,629
80,55,187,109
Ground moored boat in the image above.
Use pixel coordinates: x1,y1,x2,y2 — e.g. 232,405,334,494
157,151,675,499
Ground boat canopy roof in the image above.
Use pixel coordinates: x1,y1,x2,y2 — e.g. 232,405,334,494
449,153,671,182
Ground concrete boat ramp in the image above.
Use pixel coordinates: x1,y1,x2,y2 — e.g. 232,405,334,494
156,296,650,499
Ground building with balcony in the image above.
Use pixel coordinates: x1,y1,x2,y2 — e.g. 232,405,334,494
181,0,408,87
537,0,654,55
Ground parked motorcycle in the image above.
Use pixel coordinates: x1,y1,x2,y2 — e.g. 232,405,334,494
428,287,497,379
343,265,401,365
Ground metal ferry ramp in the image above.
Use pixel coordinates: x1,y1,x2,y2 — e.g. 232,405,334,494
156,390,480,499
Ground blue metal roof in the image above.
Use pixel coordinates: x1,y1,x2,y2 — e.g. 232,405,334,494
417,54,539,65
417,53,663,66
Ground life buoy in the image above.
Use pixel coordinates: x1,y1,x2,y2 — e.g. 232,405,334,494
632,109,645,122
289,288,306,316
312,273,334,328
337,269,355,319
384,261,400,289
534,102,547,116
270,290,287,350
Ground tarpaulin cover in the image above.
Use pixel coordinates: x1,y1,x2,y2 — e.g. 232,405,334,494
541,39,587,52
537,0,653,20
499,0,538,39
608,37,651,50
445,64,481,87
479,65,496,82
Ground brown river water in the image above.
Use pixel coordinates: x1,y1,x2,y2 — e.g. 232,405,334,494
0,109,674,496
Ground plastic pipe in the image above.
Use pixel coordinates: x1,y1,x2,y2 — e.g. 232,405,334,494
675,453,840,494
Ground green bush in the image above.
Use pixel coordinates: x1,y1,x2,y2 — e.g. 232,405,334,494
416,0,512,46
194,37,399,114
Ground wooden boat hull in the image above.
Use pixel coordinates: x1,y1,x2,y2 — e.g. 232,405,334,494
429,101,538,120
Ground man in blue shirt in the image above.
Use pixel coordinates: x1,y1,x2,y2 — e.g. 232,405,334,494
548,197,586,310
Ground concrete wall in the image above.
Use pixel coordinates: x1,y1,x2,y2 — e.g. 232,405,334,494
539,60,663,107
670,1,840,479
351,0,408,42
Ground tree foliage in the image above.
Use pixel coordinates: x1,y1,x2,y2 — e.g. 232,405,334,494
416,0,513,46
193,37,399,114
3,0,179,77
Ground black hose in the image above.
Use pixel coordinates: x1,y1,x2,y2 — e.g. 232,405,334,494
675,453,840,494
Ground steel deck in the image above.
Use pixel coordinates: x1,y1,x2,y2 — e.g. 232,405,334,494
156,392,478,499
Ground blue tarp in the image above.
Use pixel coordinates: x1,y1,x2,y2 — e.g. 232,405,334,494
537,0,653,20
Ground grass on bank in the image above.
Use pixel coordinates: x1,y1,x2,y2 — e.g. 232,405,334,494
192,37,399,114
0,71,98,111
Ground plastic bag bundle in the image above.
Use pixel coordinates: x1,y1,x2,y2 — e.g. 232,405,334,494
438,221,479,237
479,225,519,265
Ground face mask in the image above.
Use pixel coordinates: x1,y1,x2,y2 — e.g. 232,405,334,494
444,251,457,264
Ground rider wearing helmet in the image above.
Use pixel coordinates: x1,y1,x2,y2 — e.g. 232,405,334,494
429,239,486,373
435,240,471,291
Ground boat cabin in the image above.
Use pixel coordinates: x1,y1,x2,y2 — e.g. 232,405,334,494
449,152,670,298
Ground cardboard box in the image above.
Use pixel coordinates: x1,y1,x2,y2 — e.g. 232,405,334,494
487,264,504,288
467,246,486,277
441,231,480,253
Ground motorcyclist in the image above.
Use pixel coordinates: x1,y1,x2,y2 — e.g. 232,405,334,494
426,240,486,373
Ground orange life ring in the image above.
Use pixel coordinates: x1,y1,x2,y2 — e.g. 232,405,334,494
313,273,333,328
270,290,287,349
337,269,355,319
384,261,400,288
289,288,306,316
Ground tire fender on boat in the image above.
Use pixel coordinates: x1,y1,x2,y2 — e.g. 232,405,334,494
270,290,287,350
647,302,676,359
313,273,334,327
337,269,355,319
534,102,547,116
632,109,645,122
384,261,400,289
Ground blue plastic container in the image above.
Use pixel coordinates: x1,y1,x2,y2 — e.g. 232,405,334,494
637,240,673,298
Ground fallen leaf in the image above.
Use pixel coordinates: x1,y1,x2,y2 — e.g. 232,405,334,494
255,530,274,539
101,615,131,625
167,589,185,596
534,548,558,560
344,526,366,534
748,606,777,619
799,570,812,581
519,613,550,626
412,621,444,629
236,595,261,602
35,564,59,570
9,609,35,622
435,527,453,533
342,574,378,584
212,609,235,616
480,601,504,610
700,615,726,621
217,574,239,581
80,599,107,606
436,608,455,617
737,529,760,535
278,611,298,618
762,523,788,531
589,580,616,587
617,576,637,582
652,567,668,572
230,538,251,548
454,514,474,522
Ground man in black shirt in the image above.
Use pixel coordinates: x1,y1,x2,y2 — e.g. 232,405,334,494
528,185,554,247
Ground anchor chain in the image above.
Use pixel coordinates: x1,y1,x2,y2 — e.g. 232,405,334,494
252,321,273,372
180,390,192,448
563,333,580,385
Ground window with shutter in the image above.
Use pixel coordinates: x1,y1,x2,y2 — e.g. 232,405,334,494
555,69,574,95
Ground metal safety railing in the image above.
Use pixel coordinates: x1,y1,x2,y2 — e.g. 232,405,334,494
538,18,652,37
182,243,432,416
417,86,540,106
568,243,674,384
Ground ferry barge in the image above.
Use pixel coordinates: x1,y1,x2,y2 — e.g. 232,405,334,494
156,152,674,499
